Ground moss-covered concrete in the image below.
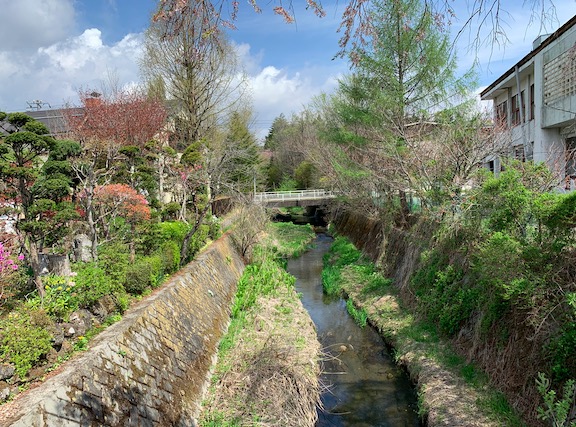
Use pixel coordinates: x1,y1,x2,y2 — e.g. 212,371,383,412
0,236,244,427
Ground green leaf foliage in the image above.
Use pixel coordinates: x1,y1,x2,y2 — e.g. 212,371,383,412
0,308,53,378
6,112,35,129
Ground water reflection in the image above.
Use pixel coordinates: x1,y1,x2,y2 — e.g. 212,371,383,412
287,234,420,427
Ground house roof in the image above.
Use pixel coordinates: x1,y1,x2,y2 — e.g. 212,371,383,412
0,107,84,137
27,108,84,136
480,14,576,100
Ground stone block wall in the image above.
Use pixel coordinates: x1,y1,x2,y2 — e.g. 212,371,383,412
0,236,245,427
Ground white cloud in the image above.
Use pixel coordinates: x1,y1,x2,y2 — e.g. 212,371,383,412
233,42,342,140
39,29,104,71
246,64,339,140
0,29,143,111
0,0,75,51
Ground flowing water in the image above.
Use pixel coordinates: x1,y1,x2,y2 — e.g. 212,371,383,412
287,234,421,427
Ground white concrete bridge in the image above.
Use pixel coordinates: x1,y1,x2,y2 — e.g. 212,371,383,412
253,189,336,207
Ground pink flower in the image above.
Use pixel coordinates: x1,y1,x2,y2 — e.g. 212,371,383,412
18,254,24,261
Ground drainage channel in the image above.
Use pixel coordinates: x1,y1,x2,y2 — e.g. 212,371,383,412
287,234,421,427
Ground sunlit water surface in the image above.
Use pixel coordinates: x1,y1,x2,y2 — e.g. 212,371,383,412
287,234,421,427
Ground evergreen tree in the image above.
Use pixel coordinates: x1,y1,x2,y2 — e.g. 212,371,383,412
349,0,474,134
0,112,80,296
319,0,476,218
225,111,261,192
263,114,289,150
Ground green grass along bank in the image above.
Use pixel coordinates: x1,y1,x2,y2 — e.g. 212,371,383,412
330,206,576,427
199,222,321,426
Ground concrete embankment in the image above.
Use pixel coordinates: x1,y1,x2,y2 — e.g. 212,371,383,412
0,236,245,427
331,209,502,426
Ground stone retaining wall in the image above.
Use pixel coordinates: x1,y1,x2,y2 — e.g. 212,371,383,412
0,236,244,427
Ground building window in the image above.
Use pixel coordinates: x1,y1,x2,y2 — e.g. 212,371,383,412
563,47,576,97
511,93,524,126
530,84,535,120
486,160,495,173
496,100,508,128
521,90,526,123
565,137,576,190
513,145,525,161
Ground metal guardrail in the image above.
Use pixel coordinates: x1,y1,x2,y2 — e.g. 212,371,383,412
253,189,336,203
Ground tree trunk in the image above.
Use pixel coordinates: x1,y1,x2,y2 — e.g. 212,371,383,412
129,223,136,263
180,203,210,266
27,240,45,298
47,254,71,276
398,190,410,228
158,152,165,203
86,183,99,261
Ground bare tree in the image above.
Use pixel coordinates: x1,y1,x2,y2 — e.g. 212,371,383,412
230,200,269,261
152,0,559,57
141,12,247,147
64,88,167,260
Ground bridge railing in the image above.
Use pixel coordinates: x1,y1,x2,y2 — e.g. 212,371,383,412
253,189,336,203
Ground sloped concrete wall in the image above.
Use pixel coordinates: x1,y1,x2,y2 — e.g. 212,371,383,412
330,208,384,262
0,236,244,427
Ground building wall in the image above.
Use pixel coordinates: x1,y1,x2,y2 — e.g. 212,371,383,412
488,28,576,178
0,236,245,427
542,24,576,129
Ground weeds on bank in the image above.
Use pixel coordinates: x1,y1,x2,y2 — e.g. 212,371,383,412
213,223,313,362
266,222,316,258
322,236,363,296
346,299,368,327
200,222,317,426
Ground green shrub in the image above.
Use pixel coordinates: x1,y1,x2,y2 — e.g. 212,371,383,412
27,276,79,320
124,254,164,295
206,215,221,240
278,177,298,191
183,224,210,264
536,372,576,427
413,259,477,336
98,242,130,285
548,322,576,382
161,202,181,221
73,263,124,309
0,308,53,377
113,292,131,313
158,240,180,273
138,220,191,256
156,221,192,245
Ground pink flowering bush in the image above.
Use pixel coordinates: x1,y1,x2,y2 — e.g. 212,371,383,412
0,242,24,307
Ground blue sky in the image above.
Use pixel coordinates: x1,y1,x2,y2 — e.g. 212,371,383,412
0,0,574,139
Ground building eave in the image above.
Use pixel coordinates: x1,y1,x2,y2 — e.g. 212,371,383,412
480,15,576,100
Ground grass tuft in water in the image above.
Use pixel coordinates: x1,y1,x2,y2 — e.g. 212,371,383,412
346,299,368,327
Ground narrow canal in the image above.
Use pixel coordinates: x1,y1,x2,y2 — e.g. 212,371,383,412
287,234,421,427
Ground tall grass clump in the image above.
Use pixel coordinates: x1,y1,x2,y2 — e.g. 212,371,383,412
322,236,363,295
219,222,314,357
346,299,368,327
268,222,316,258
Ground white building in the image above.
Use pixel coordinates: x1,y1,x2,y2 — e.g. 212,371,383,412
481,15,576,188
